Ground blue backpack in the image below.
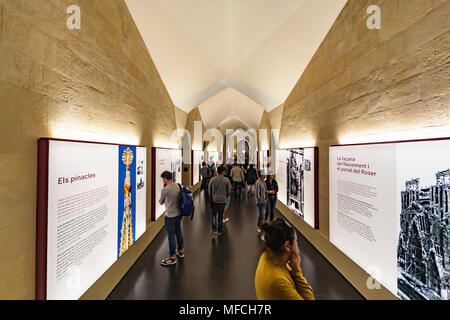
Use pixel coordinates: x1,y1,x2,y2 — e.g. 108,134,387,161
178,184,195,220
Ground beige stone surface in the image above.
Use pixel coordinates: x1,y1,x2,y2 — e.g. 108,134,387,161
257,110,271,150
183,107,206,186
280,0,450,242
0,0,180,299
436,30,450,65
379,0,435,43
174,106,188,131
388,0,450,60
268,104,284,130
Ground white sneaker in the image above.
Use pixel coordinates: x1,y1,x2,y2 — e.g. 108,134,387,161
223,218,229,223
261,233,265,241
257,228,261,233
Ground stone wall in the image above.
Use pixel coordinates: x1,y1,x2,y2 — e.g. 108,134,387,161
280,0,450,237
257,110,272,151
0,0,179,299
269,104,284,131
183,107,206,186
174,106,188,133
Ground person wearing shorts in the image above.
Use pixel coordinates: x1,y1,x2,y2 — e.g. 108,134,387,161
223,195,231,223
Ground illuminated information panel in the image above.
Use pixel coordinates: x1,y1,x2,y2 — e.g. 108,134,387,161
259,151,269,173
330,138,450,300
276,148,318,229
151,148,182,221
36,139,147,300
192,150,204,186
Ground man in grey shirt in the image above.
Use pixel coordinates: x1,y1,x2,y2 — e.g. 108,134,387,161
159,171,184,266
208,166,232,237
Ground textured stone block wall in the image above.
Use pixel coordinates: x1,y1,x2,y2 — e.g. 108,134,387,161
257,110,272,151
0,0,179,299
280,0,450,237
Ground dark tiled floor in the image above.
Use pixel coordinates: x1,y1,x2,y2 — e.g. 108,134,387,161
107,191,364,300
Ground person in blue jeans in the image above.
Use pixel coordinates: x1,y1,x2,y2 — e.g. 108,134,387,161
159,171,184,266
255,172,270,239
208,166,232,238
230,163,245,203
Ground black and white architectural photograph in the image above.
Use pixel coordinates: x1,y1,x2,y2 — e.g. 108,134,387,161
137,160,144,175
286,149,311,218
397,169,450,300
198,155,204,183
171,156,182,183
137,177,144,190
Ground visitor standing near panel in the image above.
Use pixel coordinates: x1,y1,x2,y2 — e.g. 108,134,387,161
265,173,279,222
256,172,271,238
159,171,185,266
255,219,315,300
231,163,245,203
200,162,211,202
208,166,232,238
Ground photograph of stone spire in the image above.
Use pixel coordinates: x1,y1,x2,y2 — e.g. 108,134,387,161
119,147,135,258
397,169,450,300
286,149,311,218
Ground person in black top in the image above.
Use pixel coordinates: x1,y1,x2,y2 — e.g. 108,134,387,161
246,164,258,197
265,173,279,222
200,162,211,201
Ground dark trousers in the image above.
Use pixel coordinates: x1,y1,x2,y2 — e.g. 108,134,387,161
257,200,270,227
165,215,184,257
266,198,277,222
201,177,210,201
211,202,225,233
233,181,243,200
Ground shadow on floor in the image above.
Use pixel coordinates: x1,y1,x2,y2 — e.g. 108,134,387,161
107,191,364,300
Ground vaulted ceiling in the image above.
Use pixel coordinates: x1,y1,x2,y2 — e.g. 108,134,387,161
125,0,347,130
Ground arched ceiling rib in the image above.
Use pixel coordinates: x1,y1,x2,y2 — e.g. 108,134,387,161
125,0,347,127
198,87,264,131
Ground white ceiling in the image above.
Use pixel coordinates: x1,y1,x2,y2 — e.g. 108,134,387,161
198,87,264,130
125,0,347,129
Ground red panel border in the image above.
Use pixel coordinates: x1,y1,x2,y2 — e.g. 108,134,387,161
36,138,49,300
279,147,319,230
330,136,450,147
35,137,146,300
151,147,157,222
314,147,319,230
39,137,145,148
190,150,194,186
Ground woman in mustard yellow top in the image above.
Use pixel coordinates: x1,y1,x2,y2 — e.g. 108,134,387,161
255,218,315,300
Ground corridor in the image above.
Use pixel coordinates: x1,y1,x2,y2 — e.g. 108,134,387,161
107,191,363,300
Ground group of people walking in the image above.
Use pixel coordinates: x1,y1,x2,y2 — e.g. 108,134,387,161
200,161,279,239
157,161,314,300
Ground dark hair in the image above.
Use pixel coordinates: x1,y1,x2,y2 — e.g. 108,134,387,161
249,164,254,168
202,162,206,166
217,166,226,174
161,171,173,181
261,218,295,254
